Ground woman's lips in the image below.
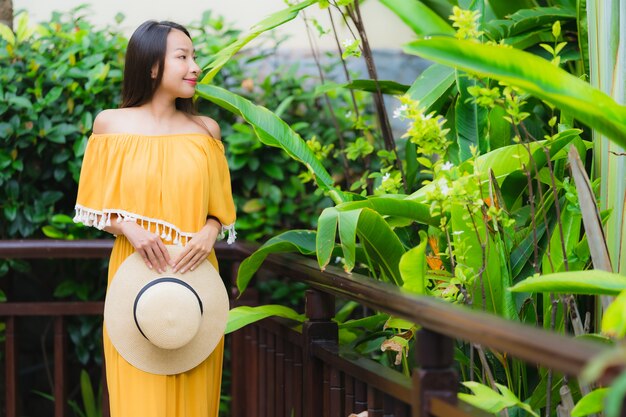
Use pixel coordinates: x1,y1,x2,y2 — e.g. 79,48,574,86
184,79,197,85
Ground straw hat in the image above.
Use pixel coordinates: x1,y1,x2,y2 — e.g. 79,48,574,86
104,245,229,375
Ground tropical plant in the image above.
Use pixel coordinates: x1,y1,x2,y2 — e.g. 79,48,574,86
195,0,626,416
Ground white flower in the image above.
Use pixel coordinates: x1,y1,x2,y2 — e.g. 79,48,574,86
438,178,450,196
342,39,353,49
393,104,408,119
453,230,464,235
345,110,352,118
382,172,391,183
441,161,454,171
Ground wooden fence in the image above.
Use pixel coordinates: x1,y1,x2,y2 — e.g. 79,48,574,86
0,240,621,417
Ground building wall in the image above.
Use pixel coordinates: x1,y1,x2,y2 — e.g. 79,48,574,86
13,0,416,50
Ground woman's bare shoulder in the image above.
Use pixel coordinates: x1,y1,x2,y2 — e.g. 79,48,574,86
92,108,137,134
189,115,221,140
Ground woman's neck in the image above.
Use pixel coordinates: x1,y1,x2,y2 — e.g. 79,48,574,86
141,93,179,122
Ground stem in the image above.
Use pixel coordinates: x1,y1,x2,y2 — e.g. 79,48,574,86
346,0,406,191
302,11,351,189
545,294,559,417
327,7,360,119
523,163,541,274
476,345,509,417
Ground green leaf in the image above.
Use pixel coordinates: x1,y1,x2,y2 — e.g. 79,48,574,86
237,230,316,294
226,305,305,334
455,72,489,160
338,209,360,272
0,23,15,45
200,0,316,83
606,371,626,417
316,80,410,96
317,207,339,270
601,289,626,338
356,208,405,285
484,7,576,40
459,381,517,413
460,381,539,417
404,37,626,149
196,84,345,203
541,201,582,274
487,106,511,150
451,203,506,316
42,225,64,239
571,388,607,417
399,230,427,294
406,64,456,111
80,370,98,417
510,270,626,295
380,0,455,36
335,196,438,226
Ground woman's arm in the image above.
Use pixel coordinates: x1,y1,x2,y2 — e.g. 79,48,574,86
104,214,172,273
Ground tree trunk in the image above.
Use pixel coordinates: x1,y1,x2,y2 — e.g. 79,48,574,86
0,0,13,30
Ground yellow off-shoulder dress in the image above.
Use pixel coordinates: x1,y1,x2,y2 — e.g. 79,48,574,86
73,133,236,417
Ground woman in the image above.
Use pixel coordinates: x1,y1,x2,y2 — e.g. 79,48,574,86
73,20,236,416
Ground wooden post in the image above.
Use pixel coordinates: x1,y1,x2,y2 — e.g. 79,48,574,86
54,316,67,417
5,316,17,417
412,329,458,417
302,289,337,417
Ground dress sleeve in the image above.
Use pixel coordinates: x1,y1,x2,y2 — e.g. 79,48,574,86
73,135,118,230
207,139,237,244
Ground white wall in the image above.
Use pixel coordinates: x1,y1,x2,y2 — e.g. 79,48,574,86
13,0,416,50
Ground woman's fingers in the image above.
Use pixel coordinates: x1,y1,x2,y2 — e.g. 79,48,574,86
173,245,208,273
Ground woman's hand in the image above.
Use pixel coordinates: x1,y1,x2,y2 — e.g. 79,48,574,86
118,221,171,273
172,218,220,273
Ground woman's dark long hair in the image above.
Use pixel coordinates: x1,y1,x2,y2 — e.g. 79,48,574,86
121,20,196,114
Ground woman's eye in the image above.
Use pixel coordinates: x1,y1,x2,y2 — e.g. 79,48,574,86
179,55,186,59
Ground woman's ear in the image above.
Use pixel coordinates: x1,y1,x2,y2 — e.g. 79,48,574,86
151,63,158,79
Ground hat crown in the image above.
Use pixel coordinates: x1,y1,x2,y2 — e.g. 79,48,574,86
134,279,203,350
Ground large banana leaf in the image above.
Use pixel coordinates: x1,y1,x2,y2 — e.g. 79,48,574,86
455,71,489,160
236,230,316,294
404,37,626,149
335,196,438,226
408,129,581,204
399,230,428,294
450,203,514,318
316,207,405,284
541,201,582,275
196,84,346,204
200,0,316,83
406,63,456,111
317,207,339,270
510,270,626,295
380,0,454,36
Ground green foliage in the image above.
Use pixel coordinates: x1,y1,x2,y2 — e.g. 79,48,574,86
404,37,626,149
226,305,305,334
0,9,125,239
459,381,539,417
510,271,626,295
571,388,607,417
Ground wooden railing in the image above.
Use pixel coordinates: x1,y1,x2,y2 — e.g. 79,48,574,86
0,240,621,417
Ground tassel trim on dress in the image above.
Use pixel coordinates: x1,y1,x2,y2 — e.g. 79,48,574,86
73,205,237,246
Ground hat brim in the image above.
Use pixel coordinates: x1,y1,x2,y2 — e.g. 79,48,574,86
104,245,229,375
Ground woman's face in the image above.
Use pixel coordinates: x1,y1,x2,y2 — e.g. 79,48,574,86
154,29,200,99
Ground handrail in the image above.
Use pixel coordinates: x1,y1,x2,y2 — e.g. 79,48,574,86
0,239,617,383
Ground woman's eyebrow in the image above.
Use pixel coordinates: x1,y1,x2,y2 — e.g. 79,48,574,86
174,47,195,53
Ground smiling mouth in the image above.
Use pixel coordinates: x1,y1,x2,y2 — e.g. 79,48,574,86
184,79,197,85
